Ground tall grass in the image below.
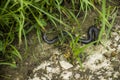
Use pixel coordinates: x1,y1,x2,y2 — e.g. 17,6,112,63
69,0,117,67
0,0,70,67
0,0,117,68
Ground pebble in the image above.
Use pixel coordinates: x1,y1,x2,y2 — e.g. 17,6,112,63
74,73,80,79
115,35,120,41
46,66,60,74
59,61,73,69
117,45,120,52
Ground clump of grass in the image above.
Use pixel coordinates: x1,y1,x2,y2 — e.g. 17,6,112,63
0,0,23,68
0,0,71,67
68,0,118,67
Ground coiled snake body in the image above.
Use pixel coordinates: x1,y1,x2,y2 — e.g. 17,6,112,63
43,25,99,44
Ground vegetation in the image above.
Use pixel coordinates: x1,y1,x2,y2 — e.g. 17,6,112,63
0,0,118,68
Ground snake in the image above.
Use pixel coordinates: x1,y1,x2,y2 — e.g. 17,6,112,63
42,25,99,44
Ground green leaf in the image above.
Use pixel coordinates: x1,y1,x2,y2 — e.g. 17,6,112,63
0,62,17,68
10,45,22,60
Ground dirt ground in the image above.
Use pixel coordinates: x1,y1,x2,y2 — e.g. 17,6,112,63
0,7,120,80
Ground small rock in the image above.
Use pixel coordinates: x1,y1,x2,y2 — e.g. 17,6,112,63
115,35,120,41
59,61,73,69
117,45,120,52
74,73,80,79
46,66,60,74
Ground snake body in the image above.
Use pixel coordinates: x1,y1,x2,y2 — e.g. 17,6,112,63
43,34,59,44
43,25,99,44
78,25,99,44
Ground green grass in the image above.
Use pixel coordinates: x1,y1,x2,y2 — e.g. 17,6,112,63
0,0,118,68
